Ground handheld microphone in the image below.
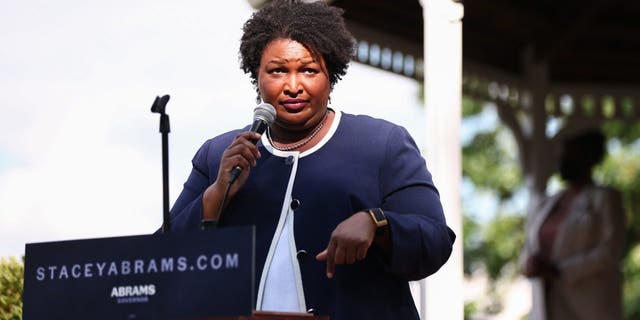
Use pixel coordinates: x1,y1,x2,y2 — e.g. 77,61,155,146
228,103,276,184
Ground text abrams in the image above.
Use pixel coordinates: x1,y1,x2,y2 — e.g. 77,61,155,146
111,284,156,298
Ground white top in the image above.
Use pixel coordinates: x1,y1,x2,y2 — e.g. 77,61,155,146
255,109,342,312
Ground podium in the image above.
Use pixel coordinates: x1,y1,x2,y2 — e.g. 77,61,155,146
24,227,320,319
23,226,332,320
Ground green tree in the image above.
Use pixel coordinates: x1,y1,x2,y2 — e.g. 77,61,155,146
461,97,527,317
462,96,525,280
600,121,640,319
0,257,23,320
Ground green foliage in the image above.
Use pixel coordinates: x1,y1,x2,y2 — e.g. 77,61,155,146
461,104,526,280
464,301,479,320
0,257,23,320
463,128,522,200
624,244,640,319
463,214,483,275
463,213,525,280
462,96,484,117
481,214,525,280
602,120,640,145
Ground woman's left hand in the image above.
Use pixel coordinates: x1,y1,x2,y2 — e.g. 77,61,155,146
315,211,376,279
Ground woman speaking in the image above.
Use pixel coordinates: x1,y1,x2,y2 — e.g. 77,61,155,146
168,1,455,319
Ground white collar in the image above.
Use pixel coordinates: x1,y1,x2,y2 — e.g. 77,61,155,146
261,107,341,158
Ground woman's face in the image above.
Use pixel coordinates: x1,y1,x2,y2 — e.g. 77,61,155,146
257,38,331,132
558,141,591,183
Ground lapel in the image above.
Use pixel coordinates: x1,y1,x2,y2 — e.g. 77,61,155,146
551,187,595,258
529,192,564,252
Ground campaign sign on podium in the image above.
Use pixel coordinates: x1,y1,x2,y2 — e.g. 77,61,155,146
23,226,255,320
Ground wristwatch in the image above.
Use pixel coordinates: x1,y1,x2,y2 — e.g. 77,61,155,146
367,208,388,234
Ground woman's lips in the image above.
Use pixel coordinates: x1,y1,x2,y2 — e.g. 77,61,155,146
281,99,308,112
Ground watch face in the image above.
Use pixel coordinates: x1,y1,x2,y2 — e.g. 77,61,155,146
368,209,388,227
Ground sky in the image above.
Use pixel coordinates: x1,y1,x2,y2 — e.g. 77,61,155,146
0,0,427,258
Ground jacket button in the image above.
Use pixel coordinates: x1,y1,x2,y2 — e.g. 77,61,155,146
307,308,317,315
290,199,301,210
285,155,295,165
296,250,308,262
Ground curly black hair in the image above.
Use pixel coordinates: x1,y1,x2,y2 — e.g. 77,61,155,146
239,0,355,92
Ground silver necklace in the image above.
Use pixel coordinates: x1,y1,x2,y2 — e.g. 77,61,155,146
267,110,329,151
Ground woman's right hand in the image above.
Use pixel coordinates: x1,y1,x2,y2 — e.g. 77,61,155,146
202,131,262,220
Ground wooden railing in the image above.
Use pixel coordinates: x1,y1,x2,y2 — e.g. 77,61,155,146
354,39,640,124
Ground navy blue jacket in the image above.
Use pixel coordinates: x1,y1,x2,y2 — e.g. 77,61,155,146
169,111,455,319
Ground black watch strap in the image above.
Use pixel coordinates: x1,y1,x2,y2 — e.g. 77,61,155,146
200,219,218,231
367,208,388,231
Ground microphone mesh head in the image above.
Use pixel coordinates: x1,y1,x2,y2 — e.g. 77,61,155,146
253,103,277,125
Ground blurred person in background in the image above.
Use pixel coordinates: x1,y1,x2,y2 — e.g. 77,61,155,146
520,129,626,320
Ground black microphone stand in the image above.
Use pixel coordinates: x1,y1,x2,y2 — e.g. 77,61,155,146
151,95,171,233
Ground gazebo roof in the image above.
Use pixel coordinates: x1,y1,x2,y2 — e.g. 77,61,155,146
463,0,640,85
329,0,640,196
334,0,640,86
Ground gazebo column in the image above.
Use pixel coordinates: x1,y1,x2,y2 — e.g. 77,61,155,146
522,48,554,208
419,0,464,319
